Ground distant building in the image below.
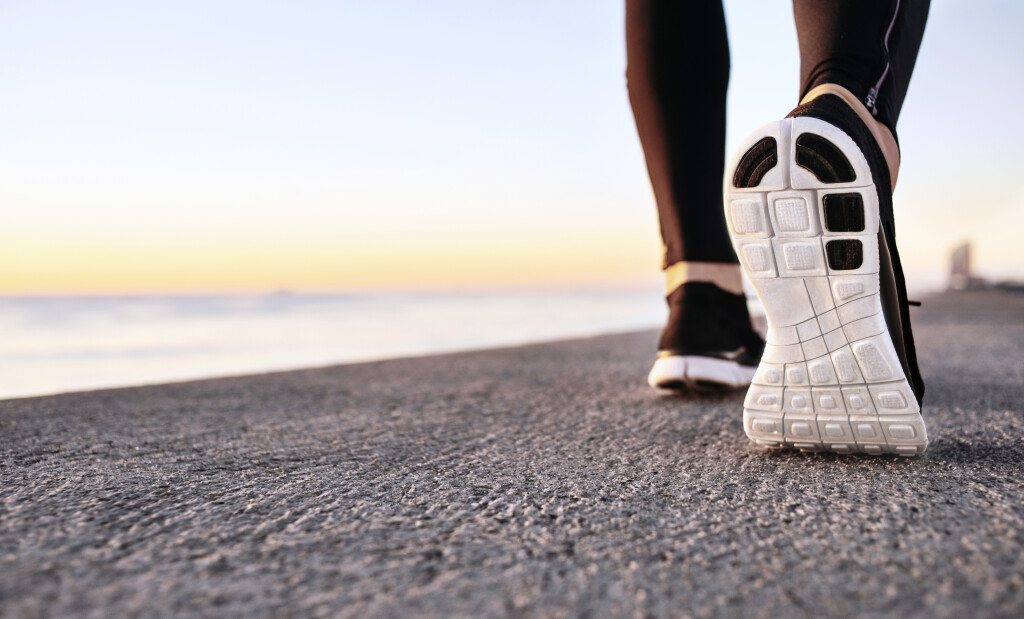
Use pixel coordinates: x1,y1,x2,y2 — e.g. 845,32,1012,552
949,242,986,290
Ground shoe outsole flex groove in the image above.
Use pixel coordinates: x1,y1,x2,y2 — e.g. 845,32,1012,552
724,116,927,456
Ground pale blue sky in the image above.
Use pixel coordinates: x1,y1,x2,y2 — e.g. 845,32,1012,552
0,0,1021,292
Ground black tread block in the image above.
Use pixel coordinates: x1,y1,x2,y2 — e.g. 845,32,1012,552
732,137,778,188
795,133,856,183
823,193,866,232
826,239,864,270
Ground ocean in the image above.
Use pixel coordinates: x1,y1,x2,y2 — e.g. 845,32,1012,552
0,290,670,400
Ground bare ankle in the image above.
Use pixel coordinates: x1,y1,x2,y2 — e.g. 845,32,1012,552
664,261,743,296
800,83,901,191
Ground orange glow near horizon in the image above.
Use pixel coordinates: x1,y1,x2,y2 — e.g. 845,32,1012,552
0,227,663,294
2,2,1022,296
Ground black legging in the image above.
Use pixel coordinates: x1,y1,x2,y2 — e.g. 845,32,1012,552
627,0,930,269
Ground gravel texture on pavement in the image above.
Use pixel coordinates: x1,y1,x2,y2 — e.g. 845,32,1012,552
2,289,1023,618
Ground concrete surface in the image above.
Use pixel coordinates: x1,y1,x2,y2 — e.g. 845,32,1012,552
2,289,1023,618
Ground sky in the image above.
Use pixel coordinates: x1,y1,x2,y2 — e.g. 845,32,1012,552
1,0,1021,294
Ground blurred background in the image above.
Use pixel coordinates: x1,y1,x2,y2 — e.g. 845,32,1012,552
2,0,1021,398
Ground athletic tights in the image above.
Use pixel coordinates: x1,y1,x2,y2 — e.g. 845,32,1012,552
626,0,930,269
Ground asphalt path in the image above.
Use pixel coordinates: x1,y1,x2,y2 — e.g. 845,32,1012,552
2,289,1023,618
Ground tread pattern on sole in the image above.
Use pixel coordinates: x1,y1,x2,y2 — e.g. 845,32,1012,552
794,132,856,184
822,193,866,232
725,118,927,456
732,136,779,188
825,239,864,270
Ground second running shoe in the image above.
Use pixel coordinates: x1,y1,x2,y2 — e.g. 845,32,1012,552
648,281,764,391
723,94,927,456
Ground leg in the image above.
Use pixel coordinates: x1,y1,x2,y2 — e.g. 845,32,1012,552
724,0,931,454
794,0,930,135
625,0,735,271
626,0,763,391
794,0,931,187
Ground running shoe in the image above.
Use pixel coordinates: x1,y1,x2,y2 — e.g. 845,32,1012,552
648,281,764,391
723,94,927,456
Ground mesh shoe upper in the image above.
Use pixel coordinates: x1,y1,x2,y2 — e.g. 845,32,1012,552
658,281,764,367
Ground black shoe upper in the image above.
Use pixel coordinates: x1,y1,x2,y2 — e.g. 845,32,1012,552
658,281,765,367
785,94,925,406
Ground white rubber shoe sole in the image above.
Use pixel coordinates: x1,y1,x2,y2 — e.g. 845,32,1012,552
724,117,927,456
648,355,756,391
